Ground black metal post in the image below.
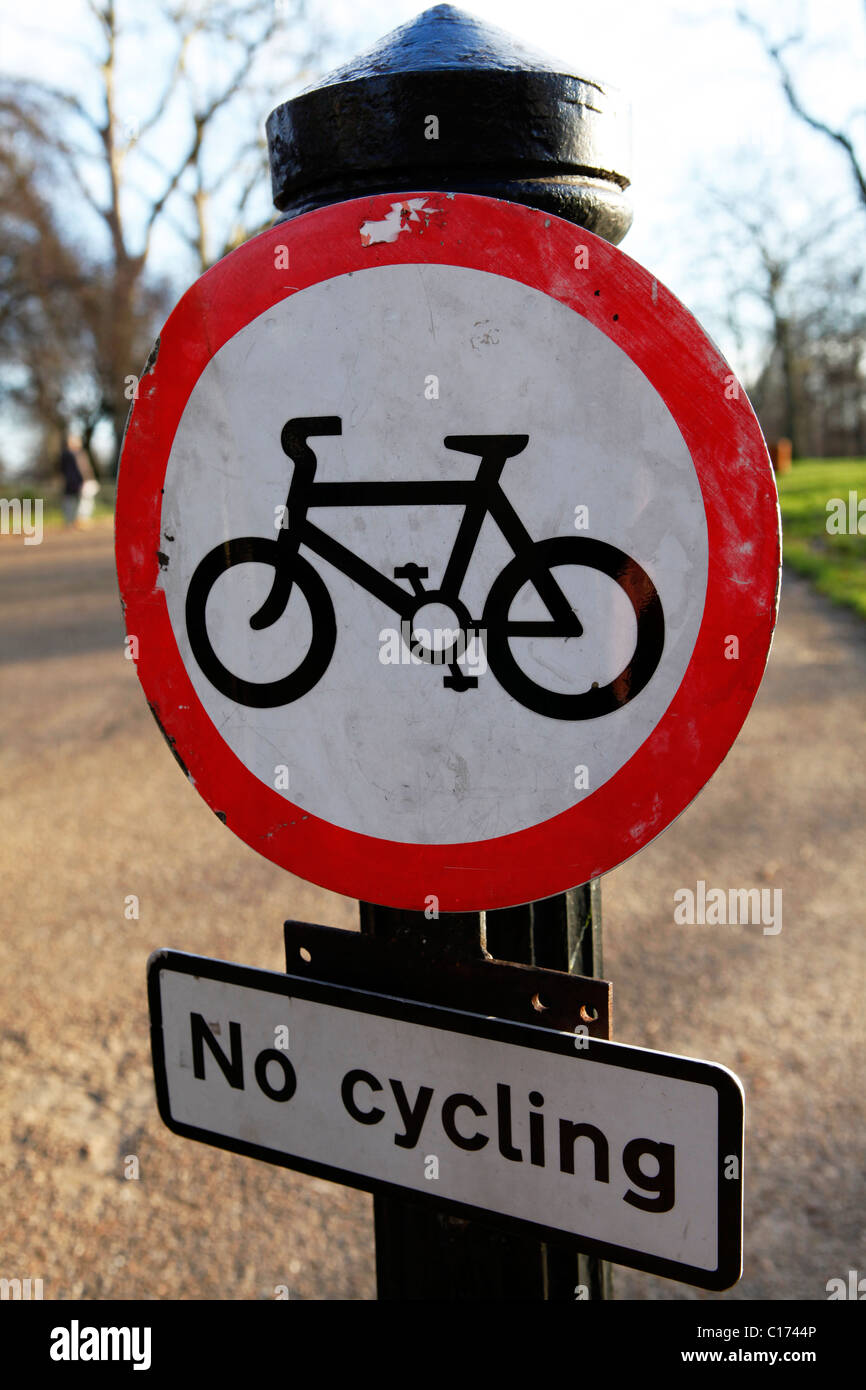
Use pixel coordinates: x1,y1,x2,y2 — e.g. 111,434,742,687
267,3,632,1301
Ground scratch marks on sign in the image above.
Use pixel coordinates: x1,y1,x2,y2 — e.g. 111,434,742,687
470,320,500,350
417,265,436,339
446,750,470,801
147,700,192,781
142,336,160,375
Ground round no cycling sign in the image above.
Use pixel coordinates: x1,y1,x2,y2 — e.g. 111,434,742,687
115,191,781,911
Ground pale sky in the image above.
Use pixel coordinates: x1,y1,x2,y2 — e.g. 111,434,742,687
345,0,864,288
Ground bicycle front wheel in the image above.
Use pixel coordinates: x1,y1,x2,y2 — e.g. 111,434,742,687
483,536,664,721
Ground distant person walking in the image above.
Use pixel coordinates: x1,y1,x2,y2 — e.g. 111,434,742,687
58,435,98,527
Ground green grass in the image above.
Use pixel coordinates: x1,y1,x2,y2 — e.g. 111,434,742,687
776,459,866,620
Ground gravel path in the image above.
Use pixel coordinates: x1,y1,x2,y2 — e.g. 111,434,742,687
0,522,862,1300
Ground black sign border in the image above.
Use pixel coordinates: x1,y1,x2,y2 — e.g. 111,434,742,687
148,949,743,1291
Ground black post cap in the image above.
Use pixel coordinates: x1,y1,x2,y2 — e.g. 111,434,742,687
266,4,632,243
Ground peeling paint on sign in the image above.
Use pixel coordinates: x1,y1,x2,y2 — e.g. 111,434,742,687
360,197,442,246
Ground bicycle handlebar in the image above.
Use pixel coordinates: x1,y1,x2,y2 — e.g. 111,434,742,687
280,416,343,481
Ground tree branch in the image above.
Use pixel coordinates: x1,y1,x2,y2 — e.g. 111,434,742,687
737,10,866,206
140,10,279,255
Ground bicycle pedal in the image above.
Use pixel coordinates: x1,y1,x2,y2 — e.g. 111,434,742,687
443,672,478,691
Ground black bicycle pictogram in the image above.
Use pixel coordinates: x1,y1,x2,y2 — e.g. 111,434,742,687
185,417,665,720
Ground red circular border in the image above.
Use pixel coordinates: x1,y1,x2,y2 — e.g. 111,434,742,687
116,191,781,911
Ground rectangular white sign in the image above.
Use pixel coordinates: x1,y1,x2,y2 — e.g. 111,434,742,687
148,950,743,1289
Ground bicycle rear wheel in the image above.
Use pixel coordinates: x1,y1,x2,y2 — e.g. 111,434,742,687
185,536,336,708
483,536,664,720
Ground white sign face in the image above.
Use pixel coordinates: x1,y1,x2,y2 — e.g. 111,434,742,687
160,264,705,846
149,950,744,1289
117,192,780,908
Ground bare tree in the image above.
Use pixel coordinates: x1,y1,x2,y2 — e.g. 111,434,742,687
2,0,324,469
792,243,866,456
689,157,865,459
0,98,98,475
737,8,866,209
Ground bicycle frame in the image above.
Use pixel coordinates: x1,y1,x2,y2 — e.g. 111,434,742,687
252,417,582,636
185,416,664,718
